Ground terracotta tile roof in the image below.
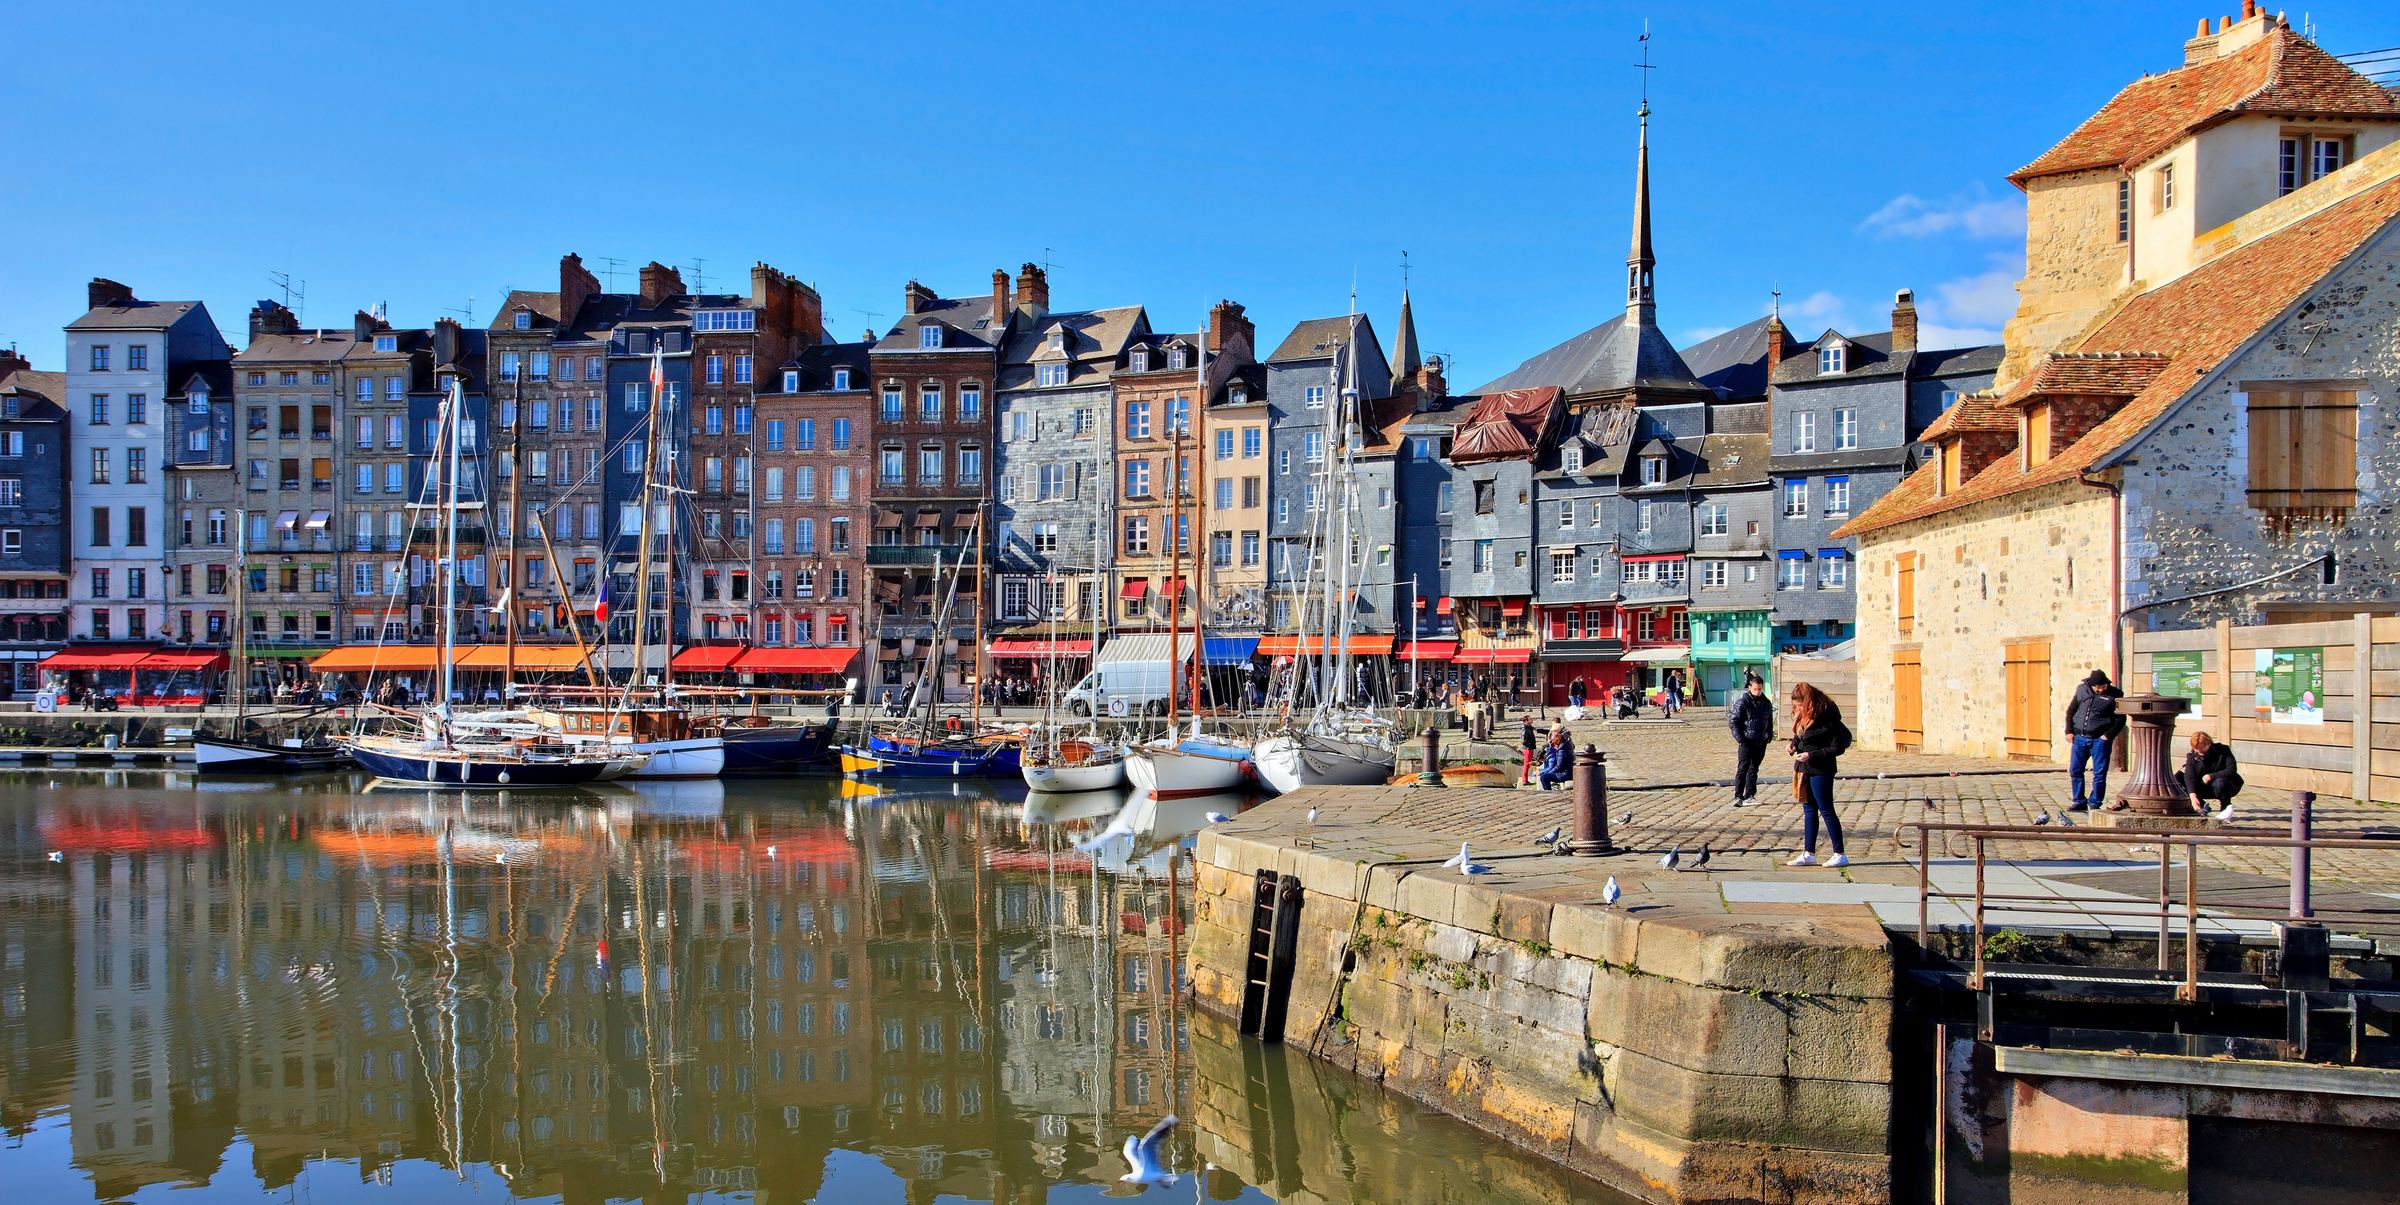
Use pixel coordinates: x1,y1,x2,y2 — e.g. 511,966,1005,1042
1448,386,1562,464
1839,170,2400,538
1918,390,2016,441
2012,352,2173,400
2012,24,2399,184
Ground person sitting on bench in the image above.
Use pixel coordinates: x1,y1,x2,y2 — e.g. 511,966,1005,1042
2174,730,2243,813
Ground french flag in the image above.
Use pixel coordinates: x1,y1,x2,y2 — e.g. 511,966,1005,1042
595,576,611,625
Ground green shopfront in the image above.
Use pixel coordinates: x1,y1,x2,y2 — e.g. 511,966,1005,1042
1689,606,1771,700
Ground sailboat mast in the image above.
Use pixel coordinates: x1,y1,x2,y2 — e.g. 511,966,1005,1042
232,506,247,727
623,347,667,714
1165,420,1182,731
506,374,522,695
970,500,986,729
438,379,463,731
1190,316,1207,714
1329,311,1359,709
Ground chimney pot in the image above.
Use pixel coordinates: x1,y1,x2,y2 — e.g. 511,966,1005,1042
86,278,135,311
903,280,938,316
2219,15,2231,32
1890,288,1920,355
2242,0,2258,18
2197,17,2210,35
637,261,683,307
1014,263,1049,316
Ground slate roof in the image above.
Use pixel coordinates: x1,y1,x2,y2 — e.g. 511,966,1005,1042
1913,343,2006,378
787,341,872,393
1267,316,1361,363
492,290,563,331
1447,386,1563,464
238,330,362,363
2011,22,2400,184
999,306,1146,390
1471,312,1712,401
1690,433,1772,488
68,298,200,331
1772,330,1905,385
877,295,1007,353
0,367,68,419
1677,316,1785,402
1840,169,2400,538
173,361,236,399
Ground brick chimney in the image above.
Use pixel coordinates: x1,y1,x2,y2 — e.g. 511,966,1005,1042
991,269,1011,324
559,252,599,324
903,280,938,316
1207,300,1254,356
1890,288,1919,355
433,317,461,368
0,346,28,379
1015,263,1049,317
248,300,300,341
353,310,382,343
1417,355,1449,404
87,278,135,311
638,262,684,307
1763,311,1789,381
790,278,825,349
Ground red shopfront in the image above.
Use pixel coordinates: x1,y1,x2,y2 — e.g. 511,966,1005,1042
1540,603,1628,704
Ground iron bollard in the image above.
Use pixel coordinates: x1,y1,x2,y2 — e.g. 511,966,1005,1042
2291,789,2315,919
1415,725,1445,787
1568,745,1617,856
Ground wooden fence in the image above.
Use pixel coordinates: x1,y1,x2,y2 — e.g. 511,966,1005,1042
2127,614,2400,805
1771,654,1856,721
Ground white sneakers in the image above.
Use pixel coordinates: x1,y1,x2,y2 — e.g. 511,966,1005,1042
1827,854,1850,868
1787,852,1850,868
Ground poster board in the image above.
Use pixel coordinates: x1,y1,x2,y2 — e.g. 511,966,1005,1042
2253,646,2325,725
2151,650,2204,704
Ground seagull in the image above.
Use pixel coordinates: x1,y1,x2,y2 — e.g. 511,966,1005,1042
1306,807,1320,825
1689,844,1711,871
1534,826,1563,847
765,845,778,858
47,851,63,863
1601,877,1622,906
1441,842,1472,870
2033,811,2053,826
1120,1114,1180,1186
1659,845,1680,871
1073,808,1141,853
1205,812,1231,824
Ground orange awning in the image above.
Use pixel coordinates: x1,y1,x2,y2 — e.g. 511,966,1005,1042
989,638,1094,659
1255,635,1395,656
312,645,445,673
1501,600,1527,616
1436,596,1454,614
457,644,591,671
670,644,749,672
732,647,858,675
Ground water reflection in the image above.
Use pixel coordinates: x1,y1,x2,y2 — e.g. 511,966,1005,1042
0,770,1621,1203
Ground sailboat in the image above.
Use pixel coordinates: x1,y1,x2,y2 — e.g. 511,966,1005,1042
196,507,351,772
841,528,1019,778
1125,345,1251,798
1022,558,1126,792
1253,304,1397,794
343,378,649,788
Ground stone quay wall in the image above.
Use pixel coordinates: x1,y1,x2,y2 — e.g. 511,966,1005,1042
1189,827,1902,1205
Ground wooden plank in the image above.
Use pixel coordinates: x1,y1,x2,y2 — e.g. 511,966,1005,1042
2231,619,2362,648
2358,613,2376,803
2373,616,2400,644
2375,722,2400,752
2228,740,2356,773
2131,628,2214,653
2225,718,2355,748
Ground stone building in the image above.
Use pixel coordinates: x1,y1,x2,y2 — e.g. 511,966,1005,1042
601,264,695,655
67,281,226,649
335,315,424,644
866,276,1008,696
1391,384,1470,689
1261,314,1388,634
230,302,353,655
490,252,605,635
1996,6,2400,387
1842,80,2400,761
1189,303,1266,645
757,340,872,654
0,355,72,689
1768,292,1999,654
1442,386,1563,681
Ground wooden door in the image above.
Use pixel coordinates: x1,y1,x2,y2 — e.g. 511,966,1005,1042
2003,639,2052,759
1892,649,1923,750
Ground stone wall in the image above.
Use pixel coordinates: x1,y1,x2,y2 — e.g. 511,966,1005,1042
1188,831,1899,1204
1999,169,2132,389
1852,482,2114,759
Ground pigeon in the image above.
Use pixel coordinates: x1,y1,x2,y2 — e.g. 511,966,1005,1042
1601,877,1622,906
2056,812,2075,828
1689,844,1711,871
1533,826,1563,847
2033,811,2053,826
47,851,63,863
1659,845,1680,871
765,845,778,858
1120,1114,1180,1186
1204,812,1231,824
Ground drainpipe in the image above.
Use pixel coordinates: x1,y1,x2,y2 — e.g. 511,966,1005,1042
2076,468,2124,686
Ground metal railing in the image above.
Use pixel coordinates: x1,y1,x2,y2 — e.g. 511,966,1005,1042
1907,797,2400,1001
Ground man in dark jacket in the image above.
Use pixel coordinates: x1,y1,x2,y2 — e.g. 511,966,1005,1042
1727,673,1774,805
2065,669,2126,811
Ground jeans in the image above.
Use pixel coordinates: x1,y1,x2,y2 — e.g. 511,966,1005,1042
1733,739,1769,799
2069,735,2112,806
1539,764,1573,790
1801,772,1844,854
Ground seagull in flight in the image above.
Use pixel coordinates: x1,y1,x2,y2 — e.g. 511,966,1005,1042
1120,1114,1180,1186
1659,845,1680,871
1205,812,1230,824
1533,826,1563,847
1601,877,1622,906
1073,807,1141,853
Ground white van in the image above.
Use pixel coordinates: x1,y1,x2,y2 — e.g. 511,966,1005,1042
1064,659,1181,718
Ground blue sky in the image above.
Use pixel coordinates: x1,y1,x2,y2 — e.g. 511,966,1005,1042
3,2,2395,386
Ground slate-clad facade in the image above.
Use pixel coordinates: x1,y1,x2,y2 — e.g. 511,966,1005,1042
1262,314,1388,633
0,356,72,690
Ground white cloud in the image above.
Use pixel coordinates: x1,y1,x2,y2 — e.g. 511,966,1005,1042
1932,266,2020,328
1680,324,1731,345
1859,189,2027,240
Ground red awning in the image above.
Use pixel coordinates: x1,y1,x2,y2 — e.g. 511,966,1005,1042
1452,648,1492,665
1489,648,1534,664
1395,640,1456,660
1165,577,1186,596
138,650,228,671
1501,600,1527,616
732,647,859,675
1435,596,1454,614
1623,553,1684,564
670,644,749,672
40,647,158,671
989,638,1095,660
1120,579,1148,600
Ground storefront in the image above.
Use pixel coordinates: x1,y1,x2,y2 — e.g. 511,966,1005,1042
37,646,227,706
986,636,1095,705
1539,641,1628,706
1618,644,1694,703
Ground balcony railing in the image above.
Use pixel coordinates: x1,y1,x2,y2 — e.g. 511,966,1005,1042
1620,578,1690,604
866,545,968,568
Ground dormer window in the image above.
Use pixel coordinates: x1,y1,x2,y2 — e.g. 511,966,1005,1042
1561,444,1583,474
918,325,942,350
1640,455,1667,485
1047,331,1066,354
1129,348,1151,372
373,335,397,353
1819,344,1846,375
513,311,532,331
783,370,801,393
1230,386,1248,405
2023,401,2055,470
1937,439,1962,497
188,382,210,414
1168,347,1188,370
832,368,851,391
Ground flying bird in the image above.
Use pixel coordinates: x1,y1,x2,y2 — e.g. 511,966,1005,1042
1534,826,1563,846
1205,812,1230,824
1659,845,1680,871
765,845,778,858
47,851,63,863
1120,1114,1180,1186
1073,807,1142,853
1601,877,1622,906
1440,842,1472,870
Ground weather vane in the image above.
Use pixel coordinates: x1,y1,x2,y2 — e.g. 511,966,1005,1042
1636,20,1654,106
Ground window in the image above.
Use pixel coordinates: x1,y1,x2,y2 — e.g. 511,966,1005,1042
704,404,724,435
90,506,110,547
1472,540,1493,573
90,447,110,483
126,394,146,425
1824,476,1851,515
1032,522,1059,554
1833,408,1857,450
1699,503,1727,536
918,325,941,349
1556,500,1575,530
1123,516,1150,555
1782,479,1807,517
1125,401,1150,439
624,382,647,411
1550,550,1576,583
2246,386,2360,513
1820,552,1849,589
735,355,753,384
1794,412,1816,452
0,479,18,507
1473,480,1494,515
89,345,109,372
1215,479,1234,510
2278,133,2352,196
960,386,981,421
919,387,942,422
880,447,904,484
1700,560,1727,590
832,368,851,391
1777,554,1807,590
1818,345,1844,375
917,444,942,483
831,417,851,449
1639,456,1666,485
1243,427,1261,457
1124,459,1150,498
1561,443,1583,473
2115,178,2132,243
1037,363,1068,387
2155,162,2175,212
1242,531,1260,565
514,311,532,330
1216,429,1235,459
958,445,982,485
1304,432,1324,464
89,393,109,424
126,344,147,370
1167,396,1189,434
1276,497,1288,523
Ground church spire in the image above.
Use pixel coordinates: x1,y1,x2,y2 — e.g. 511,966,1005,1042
1627,99,1656,322
1390,287,1422,380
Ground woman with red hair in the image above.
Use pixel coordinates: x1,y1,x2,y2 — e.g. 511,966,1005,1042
1786,682,1853,867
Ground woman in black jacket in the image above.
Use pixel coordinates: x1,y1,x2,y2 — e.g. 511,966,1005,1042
2175,731,2243,814
1786,682,1852,867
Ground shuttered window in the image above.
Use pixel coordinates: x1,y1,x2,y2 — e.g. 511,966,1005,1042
1892,649,1924,750
2024,402,2053,468
2247,387,2358,512
1896,552,1917,637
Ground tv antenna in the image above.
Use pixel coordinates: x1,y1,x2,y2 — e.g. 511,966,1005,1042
267,271,307,323
685,257,707,294
598,256,628,291
444,297,476,328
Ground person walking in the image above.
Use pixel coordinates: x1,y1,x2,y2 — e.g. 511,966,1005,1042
1519,715,1540,786
2174,731,2244,814
2065,669,2126,811
1786,682,1853,867
1664,669,1686,717
1537,727,1574,790
1727,673,1774,806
